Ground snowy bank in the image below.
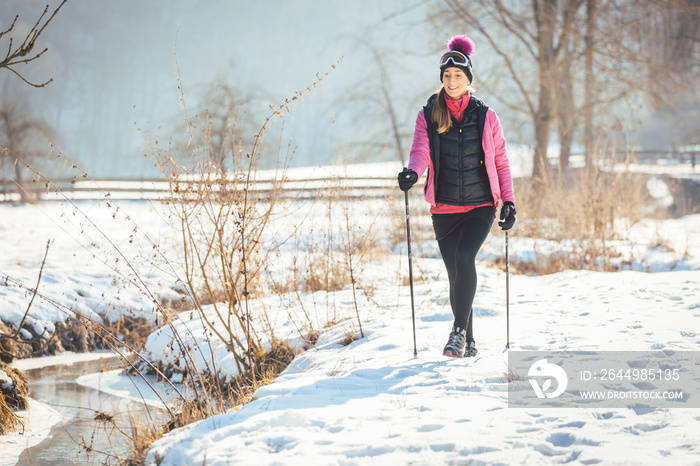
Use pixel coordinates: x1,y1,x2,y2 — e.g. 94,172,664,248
145,263,700,465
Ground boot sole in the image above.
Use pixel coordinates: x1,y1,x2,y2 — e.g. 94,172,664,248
443,350,464,358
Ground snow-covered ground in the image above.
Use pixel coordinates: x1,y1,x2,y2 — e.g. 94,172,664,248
1,164,699,465
141,265,700,466
0,398,62,465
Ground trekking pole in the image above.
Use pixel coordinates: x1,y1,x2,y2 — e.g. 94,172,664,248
505,230,510,349
402,168,418,357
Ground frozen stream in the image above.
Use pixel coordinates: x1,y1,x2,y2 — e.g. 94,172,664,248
14,355,165,465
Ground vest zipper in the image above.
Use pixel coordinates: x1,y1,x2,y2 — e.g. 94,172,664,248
458,125,463,201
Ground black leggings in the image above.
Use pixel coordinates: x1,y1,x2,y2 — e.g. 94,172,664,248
432,206,496,341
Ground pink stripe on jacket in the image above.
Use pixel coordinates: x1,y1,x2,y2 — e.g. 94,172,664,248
407,101,516,208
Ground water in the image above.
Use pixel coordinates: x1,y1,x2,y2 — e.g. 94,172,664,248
15,356,165,465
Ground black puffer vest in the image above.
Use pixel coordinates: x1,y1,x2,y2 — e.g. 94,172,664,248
424,94,493,206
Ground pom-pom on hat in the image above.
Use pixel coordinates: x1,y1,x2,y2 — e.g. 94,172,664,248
440,35,476,83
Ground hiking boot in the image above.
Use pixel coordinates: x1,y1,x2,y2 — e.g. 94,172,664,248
442,326,467,358
465,340,478,357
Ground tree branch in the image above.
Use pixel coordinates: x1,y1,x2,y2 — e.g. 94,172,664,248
6,65,53,88
0,0,67,87
445,0,537,117
492,0,539,58
13,240,52,340
0,15,19,43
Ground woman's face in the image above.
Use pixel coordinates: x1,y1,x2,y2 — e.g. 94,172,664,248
442,67,470,100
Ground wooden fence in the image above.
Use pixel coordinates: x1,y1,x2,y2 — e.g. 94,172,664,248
0,174,400,203
614,149,699,168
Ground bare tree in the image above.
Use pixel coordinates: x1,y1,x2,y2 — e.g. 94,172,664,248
439,0,585,187
0,0,67,88
582,0,596,165
556,53,576,170
360,40,407,165
553,1,685,168
639,0,700,147
436,0,700,181
0,95,54,203
339,33,416,166
169,78,264,173
198,82,260,173
575,0,700,154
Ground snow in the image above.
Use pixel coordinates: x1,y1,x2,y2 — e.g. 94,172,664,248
647,176,675,208
142,265,700,466
0,164,698,465
11,350,118,372
0,398,62,466
610,160,700,181
0,200,182,327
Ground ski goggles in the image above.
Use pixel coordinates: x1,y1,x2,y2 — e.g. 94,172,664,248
439,51,471,68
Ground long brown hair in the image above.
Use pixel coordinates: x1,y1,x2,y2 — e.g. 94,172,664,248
430,85,476,134
431,88,452,134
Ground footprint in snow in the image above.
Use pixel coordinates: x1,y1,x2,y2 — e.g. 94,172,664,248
378,344,400,351
533,443,565,457
559,421,586,428
632,406,656,415
343,446,394,458
430,443,455,452
416,424,443,432
461,445,500,455
623,423,669,435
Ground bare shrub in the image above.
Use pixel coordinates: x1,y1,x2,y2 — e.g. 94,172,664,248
339,331,360,347
2,54,355,463
507,166,651,274
141,55,344,384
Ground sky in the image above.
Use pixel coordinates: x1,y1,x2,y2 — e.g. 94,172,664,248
3,1,695,182
0,0,436,178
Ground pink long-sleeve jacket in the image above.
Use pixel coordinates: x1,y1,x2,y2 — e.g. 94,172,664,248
407,96,516,210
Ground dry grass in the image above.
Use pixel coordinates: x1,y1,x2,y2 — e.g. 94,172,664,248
0,396,21,435
226,340,298,404
1,60,356,464
123,339,298,464
303,329,320,349
339,331,360,347
0,363,28,435
274,250,350,294
504,364,522,382
96,315,155,351
501,167,653,274
517,167,650,241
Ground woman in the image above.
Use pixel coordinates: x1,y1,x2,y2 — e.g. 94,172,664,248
398,35,516,358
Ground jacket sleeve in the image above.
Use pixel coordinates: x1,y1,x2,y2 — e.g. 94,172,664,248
489,110,516,204
407,109,431,180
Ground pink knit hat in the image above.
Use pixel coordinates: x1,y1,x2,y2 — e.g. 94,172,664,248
439,35,476,83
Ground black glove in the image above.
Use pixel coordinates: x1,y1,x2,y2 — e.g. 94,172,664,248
398,168,418,192
498,201,516,230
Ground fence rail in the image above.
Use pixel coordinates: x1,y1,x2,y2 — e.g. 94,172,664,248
0,175,401,203
614,149,699,168
2,152,696,203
